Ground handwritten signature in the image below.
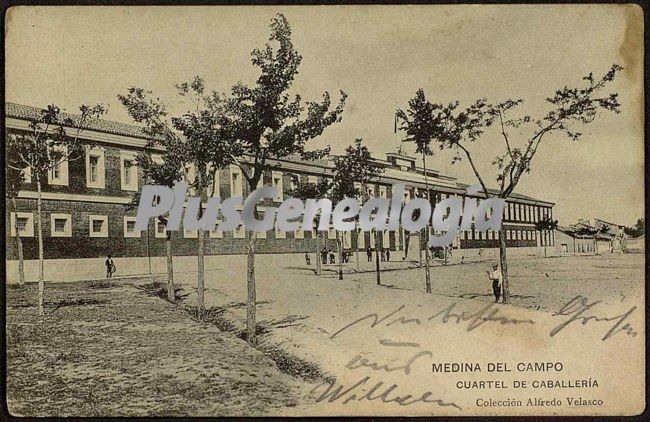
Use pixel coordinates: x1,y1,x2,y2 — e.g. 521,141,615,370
550,295,638,341
330,302,535,339
311,376,462,410
346,350,433,375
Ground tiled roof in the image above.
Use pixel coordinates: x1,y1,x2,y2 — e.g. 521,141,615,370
5,102,151,139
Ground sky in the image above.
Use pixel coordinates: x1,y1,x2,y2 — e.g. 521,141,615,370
5,5,644,226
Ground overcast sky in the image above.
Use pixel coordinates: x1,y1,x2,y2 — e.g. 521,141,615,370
6,5,644,226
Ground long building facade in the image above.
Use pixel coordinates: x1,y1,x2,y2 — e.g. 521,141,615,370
6,103,555,268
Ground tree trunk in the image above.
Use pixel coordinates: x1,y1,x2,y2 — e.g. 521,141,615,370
355,229,360,272
11,196,25,286
315,231,322,276
196,175,207,320
337,233,343,280
375,230,381,285
246,229,257,346
165,231,175,302
36,179,45,316
423,227,431,293
499,226,509,303
197,229,205,319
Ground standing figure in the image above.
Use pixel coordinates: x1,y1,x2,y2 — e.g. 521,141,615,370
487,263,502,303
105,254,115,278
386,249,391,261
366,247,372,262
305,252,311,266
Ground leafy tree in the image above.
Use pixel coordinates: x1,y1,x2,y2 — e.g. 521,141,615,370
6,104,107,315
119,77,227,318
401,64,622,303
330,139,384,283
287,175,332,277
397,89,456,292
624,218,645,238
534,217,558,257
208,14,347,345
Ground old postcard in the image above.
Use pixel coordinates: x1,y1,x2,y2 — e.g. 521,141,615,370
4,4,645,417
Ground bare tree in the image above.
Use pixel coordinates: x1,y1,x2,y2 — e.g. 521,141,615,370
6,104,107,314
401,64,622,302
119,77,226,318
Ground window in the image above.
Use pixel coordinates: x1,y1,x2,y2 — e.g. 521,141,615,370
233,223,245,239
328,227,336,239
47,145,69,186
230,165,243,197
50,213,72,237
379,186,387,198
86,147,106,188
123,216,141,238
184,229,198,238
10,212,34,237
89,215,108,237
366,184,375,198
209,228,223,239
487,231,492,240
272,171,283,202
495,230,500,239
155,221,168,238
358,230,365,248
295,226,304,239
507,230,512,240
23,167,32,184
382,230,390,248
120,152,138,191
275,226,286,239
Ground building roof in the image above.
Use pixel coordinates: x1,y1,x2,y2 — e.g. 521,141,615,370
6,102,152,140
6,101,554,206
594,218,626,228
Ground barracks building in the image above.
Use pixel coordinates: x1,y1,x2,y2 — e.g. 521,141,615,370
6,103,555,280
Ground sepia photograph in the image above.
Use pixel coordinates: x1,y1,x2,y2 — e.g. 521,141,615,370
4,3,645,416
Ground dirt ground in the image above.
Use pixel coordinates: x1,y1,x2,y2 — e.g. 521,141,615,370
5,280,309,417
6,253,645,416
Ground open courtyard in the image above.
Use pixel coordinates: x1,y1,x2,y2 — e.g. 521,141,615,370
7,252,644,416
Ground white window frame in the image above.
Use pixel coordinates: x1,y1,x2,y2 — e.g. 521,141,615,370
123,216,141,238
272,171,284,202
155,220,167,238
48,145,69,186
86,146,106,189
120,151,138,191
234,222,245,239
51,213,72,237
89,214,108,238
10,212,34,237
379,185,387,198
23,166,32,184
230,165,244,197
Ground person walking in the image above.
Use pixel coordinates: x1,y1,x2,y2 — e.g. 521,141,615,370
105,254,115,278
487,263,502,303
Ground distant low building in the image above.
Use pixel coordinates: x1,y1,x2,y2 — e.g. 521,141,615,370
554,219,615,255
